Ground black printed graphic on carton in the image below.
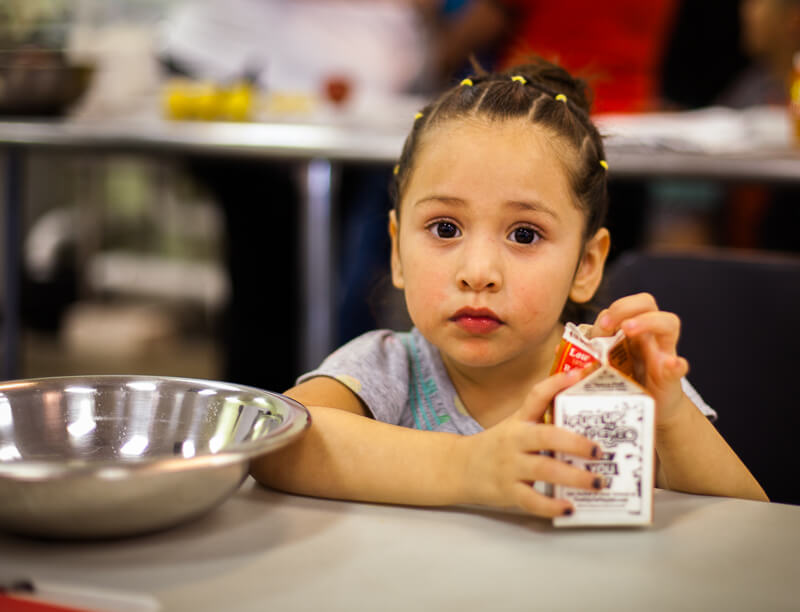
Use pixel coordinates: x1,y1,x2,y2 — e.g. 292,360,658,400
564,402,645,509
584,452,619,487
563,405,639,448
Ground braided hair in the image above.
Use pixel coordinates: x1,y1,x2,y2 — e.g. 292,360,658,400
391,58,608,243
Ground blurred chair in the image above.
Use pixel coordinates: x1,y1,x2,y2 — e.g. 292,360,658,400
598,248,800,506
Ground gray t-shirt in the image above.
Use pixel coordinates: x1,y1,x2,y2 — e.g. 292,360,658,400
297,328,716,433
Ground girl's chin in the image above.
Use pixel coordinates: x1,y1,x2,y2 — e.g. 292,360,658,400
440,345,514,370
438,334,553,372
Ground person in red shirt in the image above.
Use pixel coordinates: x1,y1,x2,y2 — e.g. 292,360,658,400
428,0,678,113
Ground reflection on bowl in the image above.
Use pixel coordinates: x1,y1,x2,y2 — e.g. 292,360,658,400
0,375,310,539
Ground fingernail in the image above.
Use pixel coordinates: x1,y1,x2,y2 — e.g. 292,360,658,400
591,445,600,458
622,320,636,332
562,507,573,516
599,315,611,329
592,477,603,490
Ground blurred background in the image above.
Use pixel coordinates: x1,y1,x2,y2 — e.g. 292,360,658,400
1,0,799,394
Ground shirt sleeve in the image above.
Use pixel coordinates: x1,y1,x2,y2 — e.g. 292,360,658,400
296,330,410,425
681,377,717,421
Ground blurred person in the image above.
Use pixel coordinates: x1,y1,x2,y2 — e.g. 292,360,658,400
424,0,679,113
660,1,800,252
660,0,800,110
719,0,800,251
660,0,748,110
418,0,514,84
719,0,800,107
159,0,430,98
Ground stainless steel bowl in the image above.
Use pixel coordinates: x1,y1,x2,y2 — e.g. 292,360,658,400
0,375,310,539
0,49,95,117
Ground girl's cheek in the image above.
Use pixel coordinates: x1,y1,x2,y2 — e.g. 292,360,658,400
512,276,568,321
411,278,447,306
405,268,448,310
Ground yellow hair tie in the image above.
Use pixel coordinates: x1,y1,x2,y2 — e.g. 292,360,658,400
414,111,423,120
393,164,400,176
460,78,473,87
555,94,567,103
599,160,609,170
511,75,526,84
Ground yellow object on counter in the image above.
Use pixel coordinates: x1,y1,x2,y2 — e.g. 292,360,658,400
163,79,255,122
224,84,253,121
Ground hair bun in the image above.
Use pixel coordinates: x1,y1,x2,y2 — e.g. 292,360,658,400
498,58,594,114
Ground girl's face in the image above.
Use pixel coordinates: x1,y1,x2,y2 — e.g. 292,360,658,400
390,117,609,374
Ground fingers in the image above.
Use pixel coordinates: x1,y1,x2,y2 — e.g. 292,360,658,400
674,356,690,378
620,310,680,347
593,295,684,372
641,333,689,380
513,483,573,518
511,455,606,518
517,452,604,491
517,421,599,458
517,369,585,422
590,308,612,337
505,405,606,516
593,292,659,336
496,412,609,518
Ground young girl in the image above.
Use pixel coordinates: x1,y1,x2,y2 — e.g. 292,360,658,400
251,59,768,517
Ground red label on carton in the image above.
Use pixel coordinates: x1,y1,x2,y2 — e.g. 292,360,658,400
553,342,598,374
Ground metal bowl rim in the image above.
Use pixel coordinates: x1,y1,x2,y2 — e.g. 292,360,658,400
0,374,311,479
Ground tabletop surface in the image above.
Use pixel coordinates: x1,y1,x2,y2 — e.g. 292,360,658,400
3,106,800,181
2,479,798,612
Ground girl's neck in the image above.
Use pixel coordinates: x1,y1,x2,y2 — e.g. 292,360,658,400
441,324,565,429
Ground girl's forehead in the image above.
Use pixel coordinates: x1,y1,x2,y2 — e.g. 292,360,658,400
405,117,578,204
423,115,550,144
416,116,576,171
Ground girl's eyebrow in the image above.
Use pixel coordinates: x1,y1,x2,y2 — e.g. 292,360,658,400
413,196,558,219
507,200,560,220
412,195,465,208
412,196,560,222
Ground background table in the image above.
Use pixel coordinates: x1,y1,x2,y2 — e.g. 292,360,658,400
1,480,798,611
4,111,800,381
0,115,422,384
0,116,410,383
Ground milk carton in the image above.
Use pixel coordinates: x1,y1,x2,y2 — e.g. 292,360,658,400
551,323,655,527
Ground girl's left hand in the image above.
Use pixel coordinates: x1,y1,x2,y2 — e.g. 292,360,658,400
588,293,689,427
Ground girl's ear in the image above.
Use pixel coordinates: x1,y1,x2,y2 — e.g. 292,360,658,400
569,227,610,304
389,210,405,289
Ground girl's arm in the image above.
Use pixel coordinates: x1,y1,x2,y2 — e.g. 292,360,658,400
592,293,768,502
250,371,604,517
654,393,767,500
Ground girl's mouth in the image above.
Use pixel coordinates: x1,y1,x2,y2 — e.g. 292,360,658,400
450,308,503,334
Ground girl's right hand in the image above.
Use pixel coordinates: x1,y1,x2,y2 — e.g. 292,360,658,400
458,370,603,517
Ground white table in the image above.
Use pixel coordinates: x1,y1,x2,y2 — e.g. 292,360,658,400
1,479,798,611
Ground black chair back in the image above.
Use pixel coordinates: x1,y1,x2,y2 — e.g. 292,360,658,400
599,249,800,505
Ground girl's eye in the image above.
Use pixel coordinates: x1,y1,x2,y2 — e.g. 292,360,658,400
429,221,461,239
508,226,540,244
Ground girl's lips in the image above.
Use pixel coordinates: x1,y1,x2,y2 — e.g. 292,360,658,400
450,308,503,334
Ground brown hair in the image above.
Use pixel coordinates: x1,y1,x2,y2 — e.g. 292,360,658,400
390,57,608,242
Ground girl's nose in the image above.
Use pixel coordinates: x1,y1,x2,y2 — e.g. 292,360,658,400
456,241,502,291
